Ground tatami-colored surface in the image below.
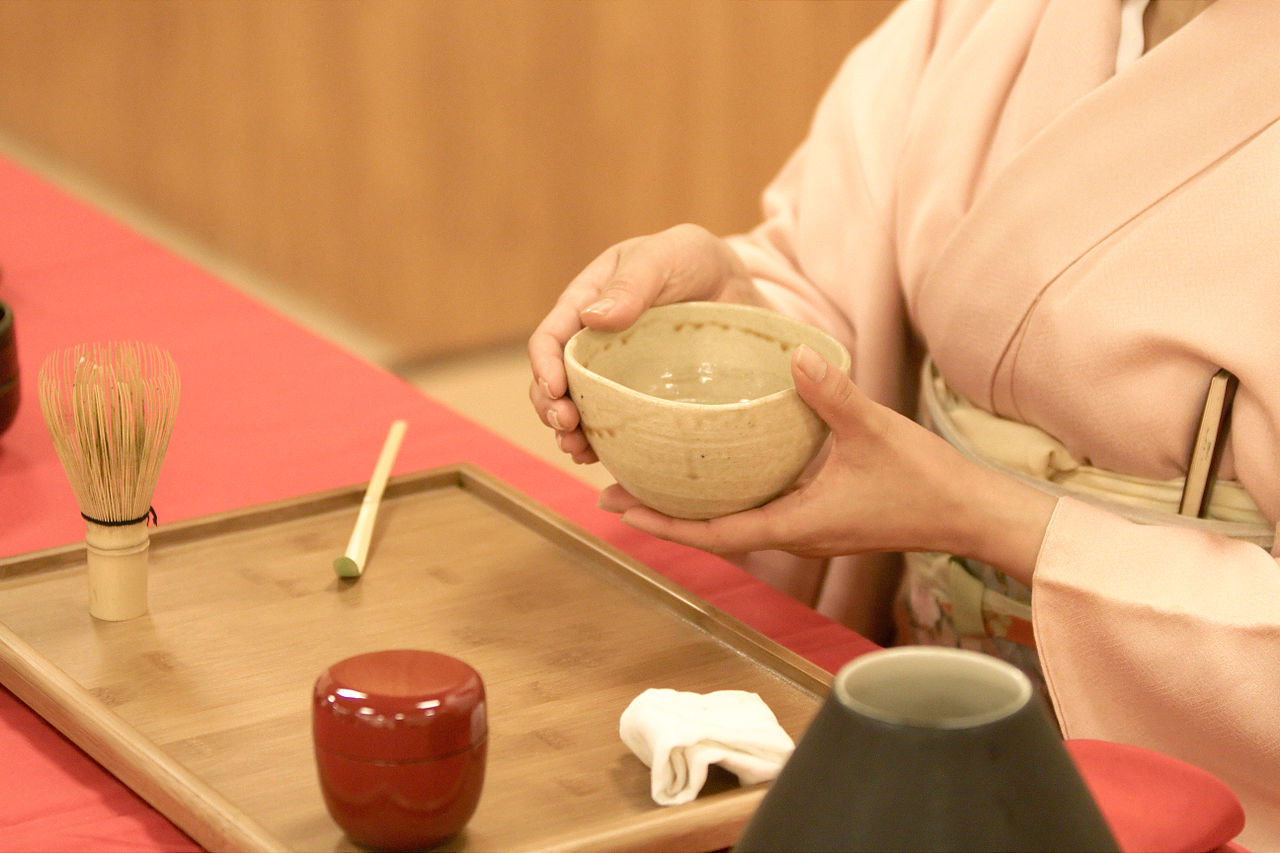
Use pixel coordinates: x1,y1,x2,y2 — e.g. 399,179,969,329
399,343,615,491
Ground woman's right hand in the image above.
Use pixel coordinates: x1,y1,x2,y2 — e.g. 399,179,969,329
527,223,766,464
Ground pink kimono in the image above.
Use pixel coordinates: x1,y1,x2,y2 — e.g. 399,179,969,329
726,0,1280,845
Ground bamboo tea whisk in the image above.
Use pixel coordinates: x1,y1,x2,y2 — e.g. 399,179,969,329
39,342,180,621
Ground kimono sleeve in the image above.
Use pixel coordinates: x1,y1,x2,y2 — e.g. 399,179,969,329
722,0,946,401
1033,496,1280,849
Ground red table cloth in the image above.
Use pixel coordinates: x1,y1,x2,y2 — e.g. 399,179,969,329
0,155,1245,852
0,155,873,850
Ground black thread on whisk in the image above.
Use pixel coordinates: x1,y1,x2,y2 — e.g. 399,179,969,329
81,506,158,527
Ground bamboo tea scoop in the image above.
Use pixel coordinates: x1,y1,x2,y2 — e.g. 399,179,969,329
334,419,407,578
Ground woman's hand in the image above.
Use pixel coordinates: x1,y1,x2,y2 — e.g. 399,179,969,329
527,224,768,464
598,346,1058,586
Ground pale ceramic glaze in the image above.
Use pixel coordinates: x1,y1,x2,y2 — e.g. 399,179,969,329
564,302,851,519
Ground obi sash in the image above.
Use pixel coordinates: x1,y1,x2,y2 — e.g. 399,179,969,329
899,357,1271,675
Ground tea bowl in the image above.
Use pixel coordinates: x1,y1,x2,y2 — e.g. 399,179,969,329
313,650,487,851
563,301,850,520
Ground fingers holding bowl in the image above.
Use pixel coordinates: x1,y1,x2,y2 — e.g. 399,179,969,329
527,376,597,464
555,428,598,465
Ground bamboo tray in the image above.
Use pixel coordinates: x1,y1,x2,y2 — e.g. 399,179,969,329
0,463,831,852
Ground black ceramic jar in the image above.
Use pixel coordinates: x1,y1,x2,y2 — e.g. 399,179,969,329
736,647,1117,852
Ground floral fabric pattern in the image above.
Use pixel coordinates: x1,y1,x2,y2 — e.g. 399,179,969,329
896,551,1048,700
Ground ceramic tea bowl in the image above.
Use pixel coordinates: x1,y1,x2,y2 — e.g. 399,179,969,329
564,301,850,520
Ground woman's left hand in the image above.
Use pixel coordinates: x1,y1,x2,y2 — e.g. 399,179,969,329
598,345,1056,585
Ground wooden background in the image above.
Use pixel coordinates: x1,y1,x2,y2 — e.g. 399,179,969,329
0,1,896,365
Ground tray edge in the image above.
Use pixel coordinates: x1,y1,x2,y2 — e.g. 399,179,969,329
451,462,833,696
0,620,290,853
0,462,835,851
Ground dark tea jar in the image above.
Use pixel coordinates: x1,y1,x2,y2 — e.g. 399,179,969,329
0,300,17,436
313,650,487,851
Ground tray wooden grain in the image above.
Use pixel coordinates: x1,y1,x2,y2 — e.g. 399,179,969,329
0,463,830,852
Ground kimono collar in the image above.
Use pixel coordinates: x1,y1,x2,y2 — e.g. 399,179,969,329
903,0,1280,410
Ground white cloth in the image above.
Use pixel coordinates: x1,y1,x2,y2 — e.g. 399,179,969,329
619,688,795,806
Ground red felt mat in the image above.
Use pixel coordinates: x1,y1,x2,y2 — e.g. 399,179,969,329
0,156,1245,852
0,156,876,850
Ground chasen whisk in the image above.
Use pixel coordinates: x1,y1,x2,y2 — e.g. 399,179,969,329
39,342,180,621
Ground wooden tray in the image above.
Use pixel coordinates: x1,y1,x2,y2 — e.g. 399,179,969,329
0,463,831,852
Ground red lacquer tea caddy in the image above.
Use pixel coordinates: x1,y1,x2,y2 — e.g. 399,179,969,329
313,649,487,850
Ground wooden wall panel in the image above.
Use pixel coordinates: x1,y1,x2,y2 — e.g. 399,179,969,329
0,1,896,364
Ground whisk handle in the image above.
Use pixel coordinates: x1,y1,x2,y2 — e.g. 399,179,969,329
85,520,150,621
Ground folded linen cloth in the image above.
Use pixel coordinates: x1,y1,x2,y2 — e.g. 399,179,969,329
619,688,795,806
